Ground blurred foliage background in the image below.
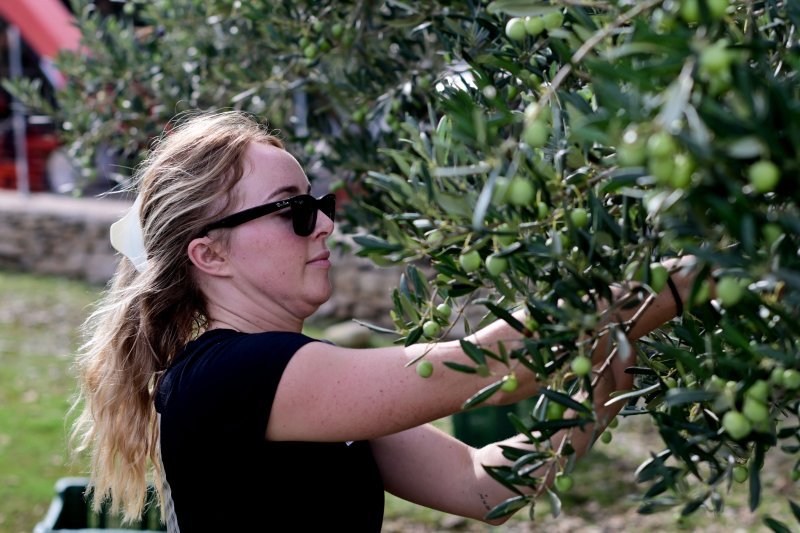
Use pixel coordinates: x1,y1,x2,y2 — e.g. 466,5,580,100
6,0,800,530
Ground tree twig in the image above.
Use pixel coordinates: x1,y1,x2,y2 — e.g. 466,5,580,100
529,0,665,121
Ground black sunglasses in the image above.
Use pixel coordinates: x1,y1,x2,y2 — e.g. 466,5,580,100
200,193,336,237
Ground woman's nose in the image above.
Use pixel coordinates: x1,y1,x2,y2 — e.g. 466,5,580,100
313,207,334,237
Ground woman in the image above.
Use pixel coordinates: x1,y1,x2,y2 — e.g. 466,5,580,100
73,111,700,531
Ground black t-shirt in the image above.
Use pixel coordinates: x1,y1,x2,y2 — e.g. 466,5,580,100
155,329,385,532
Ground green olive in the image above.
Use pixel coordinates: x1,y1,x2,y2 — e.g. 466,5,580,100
500,374,519,393
782,369,800,390
425,229,444,246
524,102,551,122
505,18,527,41
570,208,589,229
416,360,434,378
742,397,769,424
523,121,550,147
492,176,511,205
554,473,573,492
680,0,700,23
495,223,516,247
716,276,744,307
546,402,566,420
459,250,482,273
762,223,783,247
708,0,729,20
524,316,540,333
671,153,695,189
537,202,549,220
303,43,319,60
745,380,769,403
648,156,675,185
571,355,592,377
507,85,519,100
707,375,727,392
508,178,535,206
625,260,645,282
700,44,732,74
524,16,545,36
769,367,785,387
485,254,509,276
647,131,677,159
435,303,452,319
722,410,752,440
748,160,780,193
542,11,564,29
422,320,441,338
649,264,669,293
617,128,647,166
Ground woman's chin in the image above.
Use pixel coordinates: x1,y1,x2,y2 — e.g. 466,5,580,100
305,284,334,314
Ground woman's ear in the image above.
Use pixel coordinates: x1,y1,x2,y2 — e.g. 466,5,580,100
187,237,230,277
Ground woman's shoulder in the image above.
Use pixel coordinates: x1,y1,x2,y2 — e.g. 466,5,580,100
184,328,320,358
169,329,321,376
156,329,321,412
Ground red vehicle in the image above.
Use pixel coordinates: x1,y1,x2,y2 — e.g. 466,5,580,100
0,0,80,192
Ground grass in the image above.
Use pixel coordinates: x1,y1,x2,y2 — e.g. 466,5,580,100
0,271,99,532
0,270,797,532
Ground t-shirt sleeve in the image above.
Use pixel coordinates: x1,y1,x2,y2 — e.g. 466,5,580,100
168,331,318,444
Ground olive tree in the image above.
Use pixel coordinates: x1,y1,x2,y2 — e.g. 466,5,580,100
348,2,800,528
7,0,800,529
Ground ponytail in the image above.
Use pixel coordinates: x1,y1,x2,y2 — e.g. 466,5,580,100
71,111,282,522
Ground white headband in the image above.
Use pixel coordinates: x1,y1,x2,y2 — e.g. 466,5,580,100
110,194,148,272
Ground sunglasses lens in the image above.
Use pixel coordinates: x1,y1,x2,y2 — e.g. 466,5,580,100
291,199,315,237
290,195,336,237
320,194,336,221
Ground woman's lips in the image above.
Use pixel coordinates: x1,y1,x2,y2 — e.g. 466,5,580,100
307,251,331,266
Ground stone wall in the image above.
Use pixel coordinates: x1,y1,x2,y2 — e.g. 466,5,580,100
0,191,401,325
317,242,402,326
0,191,123,284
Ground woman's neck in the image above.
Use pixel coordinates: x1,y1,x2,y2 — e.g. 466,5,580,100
205,301,304,333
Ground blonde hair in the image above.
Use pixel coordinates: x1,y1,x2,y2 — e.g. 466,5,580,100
72,111,283,521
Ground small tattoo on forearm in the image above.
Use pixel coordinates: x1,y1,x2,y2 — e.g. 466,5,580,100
479,492,491,510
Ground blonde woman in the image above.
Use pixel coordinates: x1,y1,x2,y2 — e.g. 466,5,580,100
73,111,701,531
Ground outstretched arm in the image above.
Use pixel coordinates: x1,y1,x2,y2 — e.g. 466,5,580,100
268,256,701,445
